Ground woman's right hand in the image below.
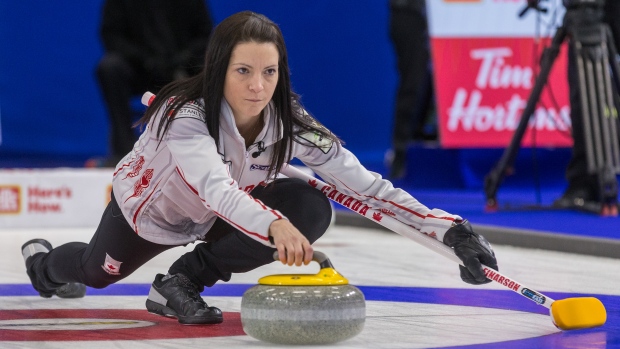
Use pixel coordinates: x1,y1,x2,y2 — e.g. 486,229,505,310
268,219,313,266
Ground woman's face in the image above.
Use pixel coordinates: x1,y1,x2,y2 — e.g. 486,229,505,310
224,41,279,122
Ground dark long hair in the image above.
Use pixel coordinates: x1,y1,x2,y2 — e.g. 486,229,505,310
137,11,339,179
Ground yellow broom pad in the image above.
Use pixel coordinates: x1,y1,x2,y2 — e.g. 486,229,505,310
550,297,606,330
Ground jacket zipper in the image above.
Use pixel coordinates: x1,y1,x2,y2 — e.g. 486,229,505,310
238,141,265,184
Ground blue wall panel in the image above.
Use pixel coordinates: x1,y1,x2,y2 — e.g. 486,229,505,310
0,1,397,168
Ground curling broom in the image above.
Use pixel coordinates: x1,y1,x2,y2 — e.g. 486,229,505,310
280,164,607,331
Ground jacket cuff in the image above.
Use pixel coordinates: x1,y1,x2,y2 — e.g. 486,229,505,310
252,213,287,247
419,208,462,242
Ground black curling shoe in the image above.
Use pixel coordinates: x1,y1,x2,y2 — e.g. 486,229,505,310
146,273,223,325
21,239,86,298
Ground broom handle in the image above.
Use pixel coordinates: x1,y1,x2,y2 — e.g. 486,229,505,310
281,164,556,309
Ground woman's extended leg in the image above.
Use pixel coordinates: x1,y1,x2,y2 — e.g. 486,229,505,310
23,191,174,296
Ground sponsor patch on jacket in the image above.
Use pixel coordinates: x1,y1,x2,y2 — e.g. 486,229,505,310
126,169,154,201
298,131,333,154
123,156,145,179
250,164,271,171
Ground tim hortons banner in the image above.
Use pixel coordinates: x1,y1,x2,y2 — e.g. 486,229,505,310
0,169,113,228
428,0,573,148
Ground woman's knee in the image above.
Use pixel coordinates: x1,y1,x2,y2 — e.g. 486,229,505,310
296,180,332,221
261,178,330,208
299,190,332,243
259,178,332,243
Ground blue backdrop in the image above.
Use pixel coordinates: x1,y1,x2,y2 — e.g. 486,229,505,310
0,1,396,169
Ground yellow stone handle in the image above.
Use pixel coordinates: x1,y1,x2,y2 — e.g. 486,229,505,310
258,251,349,286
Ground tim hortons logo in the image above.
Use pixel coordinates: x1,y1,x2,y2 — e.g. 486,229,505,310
0,186,20,214
319,185,370,216
447,47,570,133
471,47,532,90
483,267,521,291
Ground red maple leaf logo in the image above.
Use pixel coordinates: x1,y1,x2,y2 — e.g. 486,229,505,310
372,212,383,221
423,231,437,238
107,264,116,270
308,179,317,188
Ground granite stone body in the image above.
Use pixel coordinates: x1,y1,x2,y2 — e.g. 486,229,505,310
241,284,366,345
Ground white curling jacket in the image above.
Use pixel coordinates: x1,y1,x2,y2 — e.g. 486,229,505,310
112,98,461,246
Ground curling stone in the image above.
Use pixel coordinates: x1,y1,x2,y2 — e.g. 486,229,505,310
241,251,365,345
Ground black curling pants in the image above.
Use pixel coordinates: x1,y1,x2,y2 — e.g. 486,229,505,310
25,178,332,293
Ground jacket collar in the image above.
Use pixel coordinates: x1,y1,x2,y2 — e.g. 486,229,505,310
219,99,283,148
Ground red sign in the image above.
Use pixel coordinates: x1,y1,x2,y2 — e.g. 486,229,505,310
432,37,572,148
0,186,21,214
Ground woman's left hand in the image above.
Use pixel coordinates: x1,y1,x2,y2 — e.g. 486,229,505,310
268,219,313,266
443,220,498,284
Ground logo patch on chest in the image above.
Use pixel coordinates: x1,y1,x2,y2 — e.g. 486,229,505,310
250,164,271,171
